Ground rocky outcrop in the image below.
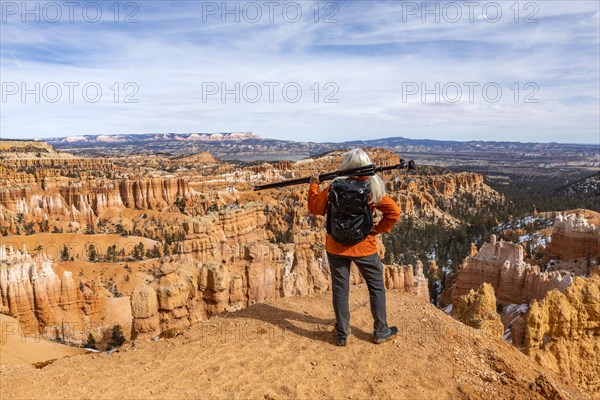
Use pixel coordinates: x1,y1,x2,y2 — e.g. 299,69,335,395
546,213,600,260
177,205,270,261
131,251,430,338
448,235,574,307
131,256,271,337
382,260,430,299
172,152,218,164
524,271,600,397
0,141,192,230
1,158,110,170
388,172,501,220
454,283,504,337
0,176,191,230
118,177,190,210
0,245,119,342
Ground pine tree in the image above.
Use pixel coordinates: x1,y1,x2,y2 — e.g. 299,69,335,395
88,245,98,262
84,333,97,349
106,245,117,262
133,242,145,260
111,324,125,347
61,246,70,262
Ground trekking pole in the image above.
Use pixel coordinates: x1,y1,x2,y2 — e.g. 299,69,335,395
254,160,415,191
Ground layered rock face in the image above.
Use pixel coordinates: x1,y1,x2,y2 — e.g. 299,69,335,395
1,158,110,170
546,213,600,260
117,177,190,210
0,142,112,191
388,172,499,219
5,146,501,343
0,245,113,341
131,254,429,338
448,235,573,307
0,140,74,162
0,141,192,231
0,177,191,227
383,260,430,298
453,283,504,337
524,271,600,397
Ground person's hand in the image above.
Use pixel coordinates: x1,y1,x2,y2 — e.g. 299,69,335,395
309,176,320,185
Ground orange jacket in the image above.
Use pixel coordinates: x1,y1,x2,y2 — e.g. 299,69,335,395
307,180,401,257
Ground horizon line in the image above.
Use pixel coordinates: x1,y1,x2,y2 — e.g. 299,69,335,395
1,132,598,147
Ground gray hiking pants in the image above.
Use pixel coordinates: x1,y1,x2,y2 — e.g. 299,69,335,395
327,252,391,339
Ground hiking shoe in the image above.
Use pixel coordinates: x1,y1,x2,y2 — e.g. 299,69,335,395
337,337,348,346
373,326,398,344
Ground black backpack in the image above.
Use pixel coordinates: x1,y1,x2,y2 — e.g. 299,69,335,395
326,179,373,245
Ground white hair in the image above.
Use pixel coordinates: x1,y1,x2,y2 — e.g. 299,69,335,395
338,148,385,205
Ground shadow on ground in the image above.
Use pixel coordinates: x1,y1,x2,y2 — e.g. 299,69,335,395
224,303,373,345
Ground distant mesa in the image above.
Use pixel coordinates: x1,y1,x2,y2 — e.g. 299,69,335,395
64,135,126,143
186,133,258,141
41,133,599,174
56,132,261,144
0,140,74,160
95,135,126,143
64,136,87,142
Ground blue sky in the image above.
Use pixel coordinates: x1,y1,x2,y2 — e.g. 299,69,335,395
1,0,599,144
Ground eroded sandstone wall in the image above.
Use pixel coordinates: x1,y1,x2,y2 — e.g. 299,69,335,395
453,283,504,338
448,235,573,307
130,253,429,338
0,245,123,341
524,271,600,397
546,213,600,260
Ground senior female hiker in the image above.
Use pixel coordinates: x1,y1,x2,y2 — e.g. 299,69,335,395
308,148,401,346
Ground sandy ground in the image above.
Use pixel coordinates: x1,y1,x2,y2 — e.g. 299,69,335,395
0,315,86,366
0,287,589,400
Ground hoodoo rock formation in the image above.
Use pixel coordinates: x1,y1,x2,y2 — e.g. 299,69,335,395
447,235,574,307
454,283,504,338
445,225,600,398
117,178,190,210
546,212,600,260
130,253,430,338
0,245,123,341
388,172,500,220
524,270,600,398
2,140,598,398
0,176,191,228
1,145,449,343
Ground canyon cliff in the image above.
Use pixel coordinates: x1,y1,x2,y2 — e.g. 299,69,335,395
0,245,128,342
130,253,430,338
546,212,600,260
445,218,600,399
453,283,504,338
525,270,600,398
447,235,573,307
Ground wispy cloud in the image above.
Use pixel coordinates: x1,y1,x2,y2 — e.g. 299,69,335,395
1,0,598,144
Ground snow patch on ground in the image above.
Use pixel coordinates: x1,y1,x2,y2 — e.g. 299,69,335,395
505,304,529,314
502,329,513,344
